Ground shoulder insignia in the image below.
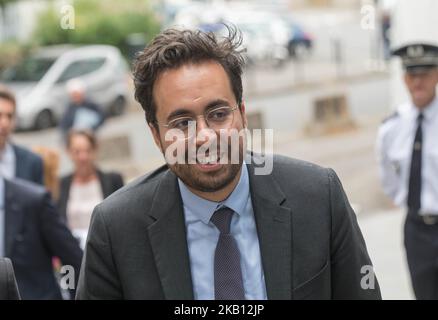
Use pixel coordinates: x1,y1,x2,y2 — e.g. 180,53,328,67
381,111,399,124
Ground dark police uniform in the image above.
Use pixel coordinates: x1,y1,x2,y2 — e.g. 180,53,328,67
377,43,438,299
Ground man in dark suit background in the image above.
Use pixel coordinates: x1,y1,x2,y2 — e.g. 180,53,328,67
77,27,381,300
0,257,20,300
0,85,43,185
1,176,83,299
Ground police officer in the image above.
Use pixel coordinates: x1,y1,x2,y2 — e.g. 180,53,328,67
377,43,438,299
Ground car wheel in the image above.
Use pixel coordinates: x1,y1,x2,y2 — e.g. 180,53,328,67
110,96,126,116
34,109,55,130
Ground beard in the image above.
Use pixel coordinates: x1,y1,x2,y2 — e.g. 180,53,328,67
164,135,245,193
172,161,242,192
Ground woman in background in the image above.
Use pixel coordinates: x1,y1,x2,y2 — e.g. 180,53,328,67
57,130,124,246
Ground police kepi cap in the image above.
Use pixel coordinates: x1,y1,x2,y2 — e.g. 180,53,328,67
392,43,438,73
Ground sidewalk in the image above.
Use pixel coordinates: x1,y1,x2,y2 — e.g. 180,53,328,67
357,209,414,300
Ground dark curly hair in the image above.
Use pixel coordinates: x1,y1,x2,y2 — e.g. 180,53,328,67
132,25,245,128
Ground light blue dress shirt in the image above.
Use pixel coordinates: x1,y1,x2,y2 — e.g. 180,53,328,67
178,164,267,300
0,177,5,257
0,143,16,180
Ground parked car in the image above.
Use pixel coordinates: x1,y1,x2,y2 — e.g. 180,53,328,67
237,20,289,67
1,45,130,130
201,11,290,68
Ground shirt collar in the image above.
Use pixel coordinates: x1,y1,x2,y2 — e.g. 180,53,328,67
411,95,438,122
178,162,250,225
0,176,4,210
0,143,13,160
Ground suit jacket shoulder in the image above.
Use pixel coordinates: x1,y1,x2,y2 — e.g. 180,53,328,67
96,170,124,196
270,154,330,190
250,153,332,216
12,144,44,185
7,176,47,202
12,144,43,165
94,165,168,225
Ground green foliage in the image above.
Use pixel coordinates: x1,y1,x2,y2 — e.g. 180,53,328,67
0,0,18,9
0,41,30,71
32,0,161,56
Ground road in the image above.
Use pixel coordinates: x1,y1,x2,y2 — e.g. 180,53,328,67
243,6,388,96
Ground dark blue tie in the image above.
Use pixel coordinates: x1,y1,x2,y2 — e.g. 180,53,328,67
210,207,245,300
407,113,424,212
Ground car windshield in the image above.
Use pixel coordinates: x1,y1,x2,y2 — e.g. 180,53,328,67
0,57,56,82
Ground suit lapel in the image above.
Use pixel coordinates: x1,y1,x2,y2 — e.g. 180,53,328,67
246,160,293,300
59,175,73,221
96,170,110,197
11,145,23,179
147,169,194,300
4,180,25,257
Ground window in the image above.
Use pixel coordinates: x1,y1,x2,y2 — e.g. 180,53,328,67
56,57,106,83
0,58,56,82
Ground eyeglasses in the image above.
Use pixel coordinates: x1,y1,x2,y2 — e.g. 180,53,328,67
155,105,239,140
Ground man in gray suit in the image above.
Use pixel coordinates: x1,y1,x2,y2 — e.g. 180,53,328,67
77,27,381,300
0,258,20,300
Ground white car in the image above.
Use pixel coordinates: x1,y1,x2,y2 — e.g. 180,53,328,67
1,44,130,130
223,10,290,67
